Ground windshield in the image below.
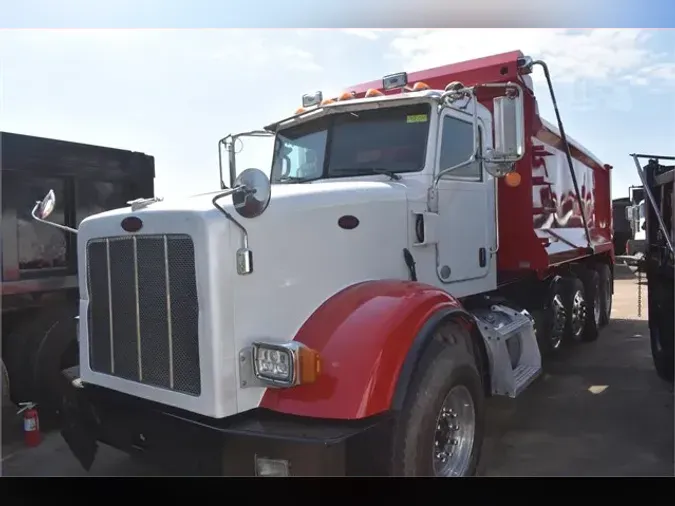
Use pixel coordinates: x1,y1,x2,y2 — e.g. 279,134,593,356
270,103,431,183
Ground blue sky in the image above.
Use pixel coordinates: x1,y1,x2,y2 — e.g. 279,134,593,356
1,28,674,199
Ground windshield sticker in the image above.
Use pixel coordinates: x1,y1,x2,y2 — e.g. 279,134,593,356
406,114,428,124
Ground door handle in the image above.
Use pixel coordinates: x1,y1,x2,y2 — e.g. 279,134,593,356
479,247,487,267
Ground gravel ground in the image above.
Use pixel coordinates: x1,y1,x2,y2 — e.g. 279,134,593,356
2,266,673,476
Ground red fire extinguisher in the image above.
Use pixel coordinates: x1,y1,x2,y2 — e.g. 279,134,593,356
18,402,41,447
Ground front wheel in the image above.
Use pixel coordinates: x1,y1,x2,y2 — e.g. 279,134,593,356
392,322,485,477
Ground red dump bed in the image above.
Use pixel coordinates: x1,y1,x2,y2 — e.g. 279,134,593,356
348,50,613,277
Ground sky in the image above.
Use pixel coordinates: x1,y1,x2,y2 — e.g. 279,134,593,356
1,28,674,199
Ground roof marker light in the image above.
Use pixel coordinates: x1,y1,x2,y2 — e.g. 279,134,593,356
338,91,355,101
364,88,384,98
302,91,323,108
383,72,408,91
411,81,430,91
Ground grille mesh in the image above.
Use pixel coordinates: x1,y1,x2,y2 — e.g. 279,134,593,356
86,234,201,396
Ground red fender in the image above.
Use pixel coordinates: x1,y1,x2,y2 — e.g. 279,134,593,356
259,280,464,420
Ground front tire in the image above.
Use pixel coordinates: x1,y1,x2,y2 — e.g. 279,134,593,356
392,322,485,477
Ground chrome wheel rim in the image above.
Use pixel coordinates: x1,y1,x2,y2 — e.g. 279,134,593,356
551,294,566,349
571,290,587,338
432,385,476,477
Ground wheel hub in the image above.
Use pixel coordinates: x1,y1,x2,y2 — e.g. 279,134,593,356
571,290,587,337
432,385,475,477
551,294,566,349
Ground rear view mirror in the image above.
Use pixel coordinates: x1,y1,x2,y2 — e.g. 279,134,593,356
36,190,56,220
490,94,525,164
30,189,79,234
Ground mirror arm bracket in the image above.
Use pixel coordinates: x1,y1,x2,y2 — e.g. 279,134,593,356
211,188,254,275
31,202,79,234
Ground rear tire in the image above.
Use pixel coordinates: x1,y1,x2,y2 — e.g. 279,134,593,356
595,263,613,327
560,276,587,344
534,276,567,358
1,358,11,408
3,305,78,413
649,279,674,383
577,268,601,342
392,322,485,477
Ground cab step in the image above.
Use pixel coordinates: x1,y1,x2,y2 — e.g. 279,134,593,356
471,304,542,398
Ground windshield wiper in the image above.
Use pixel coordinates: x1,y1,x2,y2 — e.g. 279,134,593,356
333,167,402,181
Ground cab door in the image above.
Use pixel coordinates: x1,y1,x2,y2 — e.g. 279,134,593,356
434,109,495,285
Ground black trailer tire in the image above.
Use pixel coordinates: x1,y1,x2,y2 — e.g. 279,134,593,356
577,268,601,342
392,322,485,477
534,276,568,358
649,283,674,383
1,358,11,408
595,263,613,326
560,276,588,344
651,329,674,383
3,305,78,411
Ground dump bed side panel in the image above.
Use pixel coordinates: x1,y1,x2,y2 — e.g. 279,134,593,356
1,132,155,299
529,122,613,265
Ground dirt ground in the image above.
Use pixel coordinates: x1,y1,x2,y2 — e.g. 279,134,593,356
1,266,673,476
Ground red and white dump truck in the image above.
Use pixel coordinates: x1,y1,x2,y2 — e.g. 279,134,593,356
32,50,614,476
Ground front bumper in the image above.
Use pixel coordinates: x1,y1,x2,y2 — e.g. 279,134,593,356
59,367,393,476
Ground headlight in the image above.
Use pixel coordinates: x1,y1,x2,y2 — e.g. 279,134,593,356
251,341,321,387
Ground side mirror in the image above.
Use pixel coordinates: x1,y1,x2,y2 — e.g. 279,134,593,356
487,92,525,172
35,190,56,220
30,189,79,234
232,168,272,219
625,206,632,221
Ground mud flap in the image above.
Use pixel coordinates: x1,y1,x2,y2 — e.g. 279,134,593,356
59,367,99,471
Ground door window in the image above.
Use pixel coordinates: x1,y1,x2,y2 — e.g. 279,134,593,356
438,116,482,181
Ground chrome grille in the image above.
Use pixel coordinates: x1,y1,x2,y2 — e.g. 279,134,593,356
86,234,201,396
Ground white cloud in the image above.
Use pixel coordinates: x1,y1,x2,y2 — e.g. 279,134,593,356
385,29,674,87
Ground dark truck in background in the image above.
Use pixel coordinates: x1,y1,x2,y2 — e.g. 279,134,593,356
612,185,644,257
630,154,674,383
1,132,155,418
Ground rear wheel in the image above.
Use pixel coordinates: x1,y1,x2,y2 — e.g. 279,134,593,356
533,277,567,358
595,263,613,326
1,358,11,408
3,305,78,413
561,276,587,344
649,280,674,383
392,322,485,477
577,268,601,342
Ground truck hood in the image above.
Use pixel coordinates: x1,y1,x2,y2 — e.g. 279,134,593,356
80,179,410,223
